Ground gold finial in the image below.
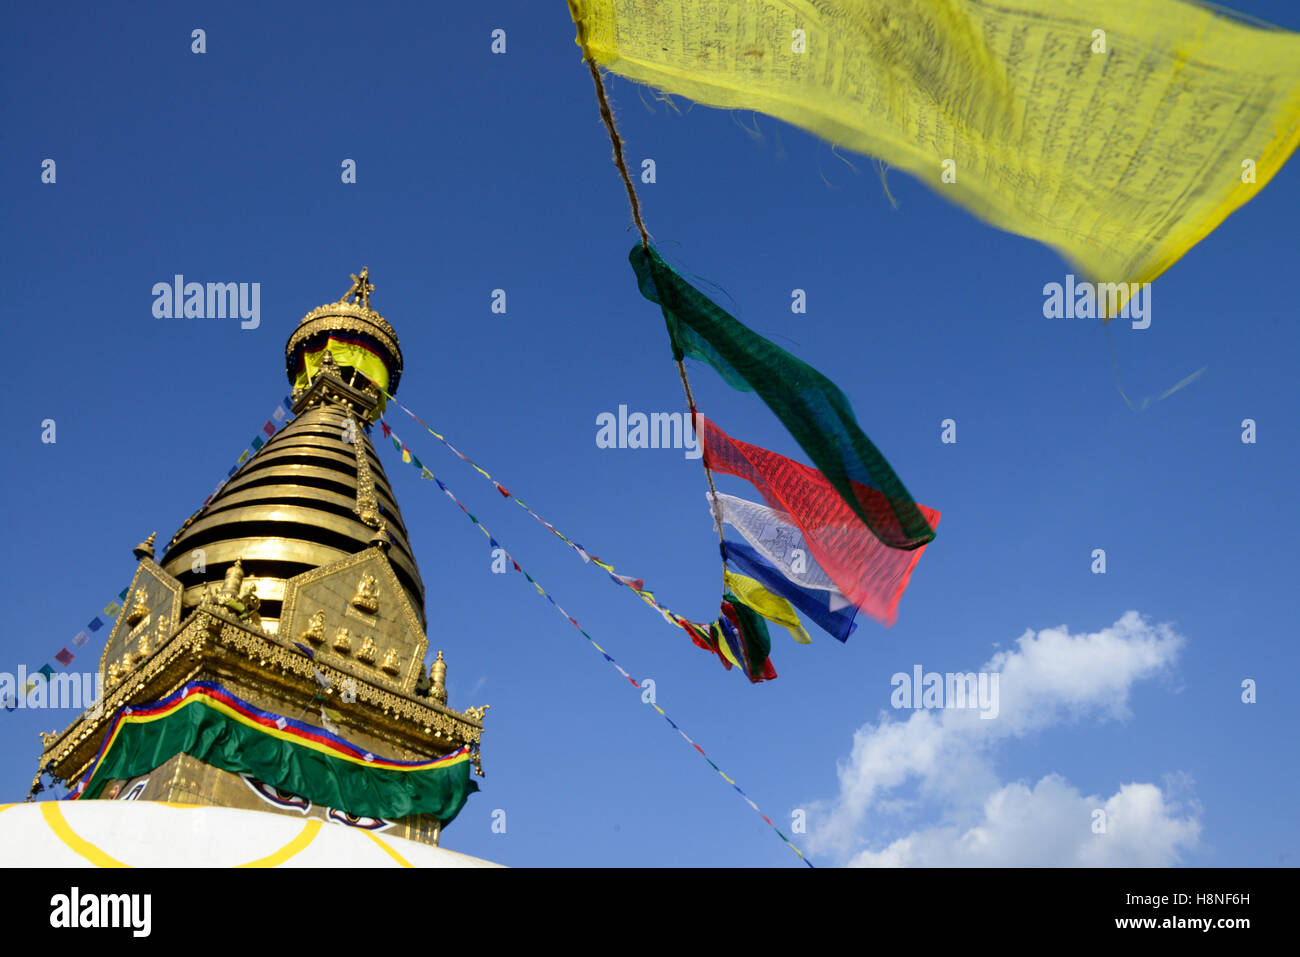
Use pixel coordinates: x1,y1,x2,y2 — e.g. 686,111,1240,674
133,532,156,561
341,267,374,310
430,650,447,705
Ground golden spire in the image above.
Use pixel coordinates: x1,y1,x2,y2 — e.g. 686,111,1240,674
341,267,374,310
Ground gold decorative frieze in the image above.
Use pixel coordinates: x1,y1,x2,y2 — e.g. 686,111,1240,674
279,548,428,696
42,607,483,794
99,558,182,681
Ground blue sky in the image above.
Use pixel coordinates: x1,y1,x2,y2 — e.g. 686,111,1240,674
2,1,1297,867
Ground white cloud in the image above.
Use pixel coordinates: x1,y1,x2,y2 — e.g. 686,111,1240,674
809,611,1200,866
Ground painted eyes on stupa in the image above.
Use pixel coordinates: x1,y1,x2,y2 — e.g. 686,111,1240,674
240,774,310,812
326,807,391,831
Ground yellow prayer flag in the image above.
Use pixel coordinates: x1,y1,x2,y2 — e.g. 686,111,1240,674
724,570,812,645
571,0,1300,301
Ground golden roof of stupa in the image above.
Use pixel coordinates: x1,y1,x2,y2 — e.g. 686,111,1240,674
161,269,424,631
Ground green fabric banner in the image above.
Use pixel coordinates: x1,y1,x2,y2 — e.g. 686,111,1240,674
77,685,477,824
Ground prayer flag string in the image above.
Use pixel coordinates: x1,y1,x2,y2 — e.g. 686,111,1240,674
374,388,696,632
373,427,813,866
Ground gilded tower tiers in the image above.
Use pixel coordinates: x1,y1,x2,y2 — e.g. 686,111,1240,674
35,270,486,849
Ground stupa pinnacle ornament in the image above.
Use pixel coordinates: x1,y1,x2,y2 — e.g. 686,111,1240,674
342,266,374,309
34,270,486,855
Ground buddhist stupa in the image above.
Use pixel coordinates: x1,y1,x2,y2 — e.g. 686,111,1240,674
13,270,495,867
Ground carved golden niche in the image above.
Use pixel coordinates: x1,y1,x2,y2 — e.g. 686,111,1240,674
278,550,429,696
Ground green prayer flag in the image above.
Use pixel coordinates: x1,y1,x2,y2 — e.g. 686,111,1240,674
631,243,933,549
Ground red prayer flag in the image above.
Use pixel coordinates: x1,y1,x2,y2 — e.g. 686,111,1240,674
55,648,74,666
263,421,276,436
697,414,940,627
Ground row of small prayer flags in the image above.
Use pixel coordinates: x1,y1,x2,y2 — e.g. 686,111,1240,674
201,398,293,506
373,433,811,865
3,587,130,710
